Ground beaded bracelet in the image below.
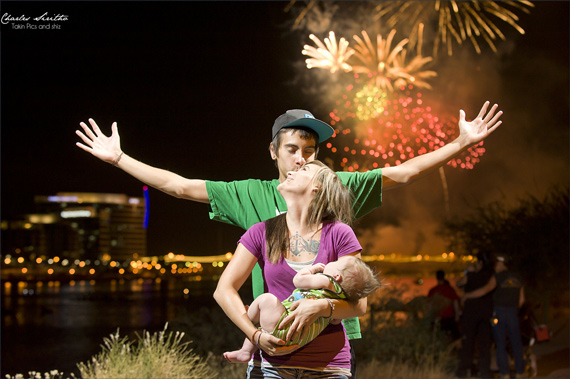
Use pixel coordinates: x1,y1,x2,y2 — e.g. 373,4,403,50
325,299,334,319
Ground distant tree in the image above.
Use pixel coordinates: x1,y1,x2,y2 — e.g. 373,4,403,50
441,186,569,320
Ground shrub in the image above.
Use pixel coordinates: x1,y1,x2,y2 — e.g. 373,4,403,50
77,323,215,379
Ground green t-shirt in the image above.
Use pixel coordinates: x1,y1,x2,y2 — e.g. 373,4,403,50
205,168,383,339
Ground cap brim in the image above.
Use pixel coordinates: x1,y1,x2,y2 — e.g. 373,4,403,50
284,118,334,143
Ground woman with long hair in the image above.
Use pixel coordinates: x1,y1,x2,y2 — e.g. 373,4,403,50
214,160,378,378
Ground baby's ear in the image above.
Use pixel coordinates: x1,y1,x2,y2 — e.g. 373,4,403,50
334,273,342,282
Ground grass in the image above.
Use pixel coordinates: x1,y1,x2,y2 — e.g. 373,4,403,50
76,323,215,379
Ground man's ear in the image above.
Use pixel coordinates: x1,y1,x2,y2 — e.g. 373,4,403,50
269,142,277,160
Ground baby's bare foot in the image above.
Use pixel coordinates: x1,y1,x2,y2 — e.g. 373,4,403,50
223,349,253,363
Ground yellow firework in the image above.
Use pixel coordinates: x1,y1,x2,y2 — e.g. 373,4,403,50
302,31,355,73
373,1,534,56
350,27,437,91
353,84,389,121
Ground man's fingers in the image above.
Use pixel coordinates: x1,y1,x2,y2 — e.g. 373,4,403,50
79,122,98,141
476,101,490,119
75,130,93,148
459,109,466,122
75,142,91,152
88,118,103,136
111,122,119,136
487,120,502,135
487,110,503,128
482,104,499,123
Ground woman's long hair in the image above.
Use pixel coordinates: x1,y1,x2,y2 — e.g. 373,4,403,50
265,160,353,264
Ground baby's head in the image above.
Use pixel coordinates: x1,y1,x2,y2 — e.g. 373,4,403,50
323,256,383,304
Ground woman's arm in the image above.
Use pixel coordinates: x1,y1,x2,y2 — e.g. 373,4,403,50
279,253,367,342
213,243,298,356
213,243,259,342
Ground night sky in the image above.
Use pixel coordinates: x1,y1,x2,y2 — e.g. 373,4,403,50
2,1,569,258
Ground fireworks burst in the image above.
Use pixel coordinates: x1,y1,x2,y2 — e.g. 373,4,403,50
284,0,318,31
353,83,389,121
373,1,534,56
350,27,436,91
302,28,436,91
302,31,355,73
327,74,389,125
325,85,485,172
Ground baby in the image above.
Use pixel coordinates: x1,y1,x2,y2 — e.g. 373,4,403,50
224,255,382,363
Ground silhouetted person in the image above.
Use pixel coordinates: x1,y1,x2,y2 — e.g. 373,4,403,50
456,254,494,379
463,254,526,379
428,269,460,340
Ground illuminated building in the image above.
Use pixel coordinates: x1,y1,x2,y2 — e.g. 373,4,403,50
1,192,146,262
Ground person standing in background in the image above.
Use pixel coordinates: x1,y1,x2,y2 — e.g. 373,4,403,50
428,269,461,340
463,254,526,379
456,254,495,378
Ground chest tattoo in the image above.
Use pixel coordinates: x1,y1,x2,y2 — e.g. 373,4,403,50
289,231,320,257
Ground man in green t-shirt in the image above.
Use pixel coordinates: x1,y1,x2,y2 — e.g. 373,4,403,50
76,102,503,375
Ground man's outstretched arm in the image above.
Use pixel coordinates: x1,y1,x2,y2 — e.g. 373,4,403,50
381,101,503,189
76,119,210,203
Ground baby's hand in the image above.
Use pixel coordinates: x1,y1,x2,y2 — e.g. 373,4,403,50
311,263,325,273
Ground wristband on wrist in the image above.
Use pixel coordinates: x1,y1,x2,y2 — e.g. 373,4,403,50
256,330,263,348
251,329,260,344
112,152,124,167
325,299,334,319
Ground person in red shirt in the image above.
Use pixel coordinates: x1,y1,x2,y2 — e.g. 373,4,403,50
428,270,461,340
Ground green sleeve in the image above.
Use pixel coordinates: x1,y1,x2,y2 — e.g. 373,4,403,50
336,168,383,219
205,179,286,230
343,317,362,340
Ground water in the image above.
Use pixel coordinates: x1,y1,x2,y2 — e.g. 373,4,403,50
1,277,244,377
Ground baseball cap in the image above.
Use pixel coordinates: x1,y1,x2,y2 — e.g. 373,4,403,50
272,109,334,143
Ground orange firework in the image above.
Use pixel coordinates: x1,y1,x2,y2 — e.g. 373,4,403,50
326,85,485,172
